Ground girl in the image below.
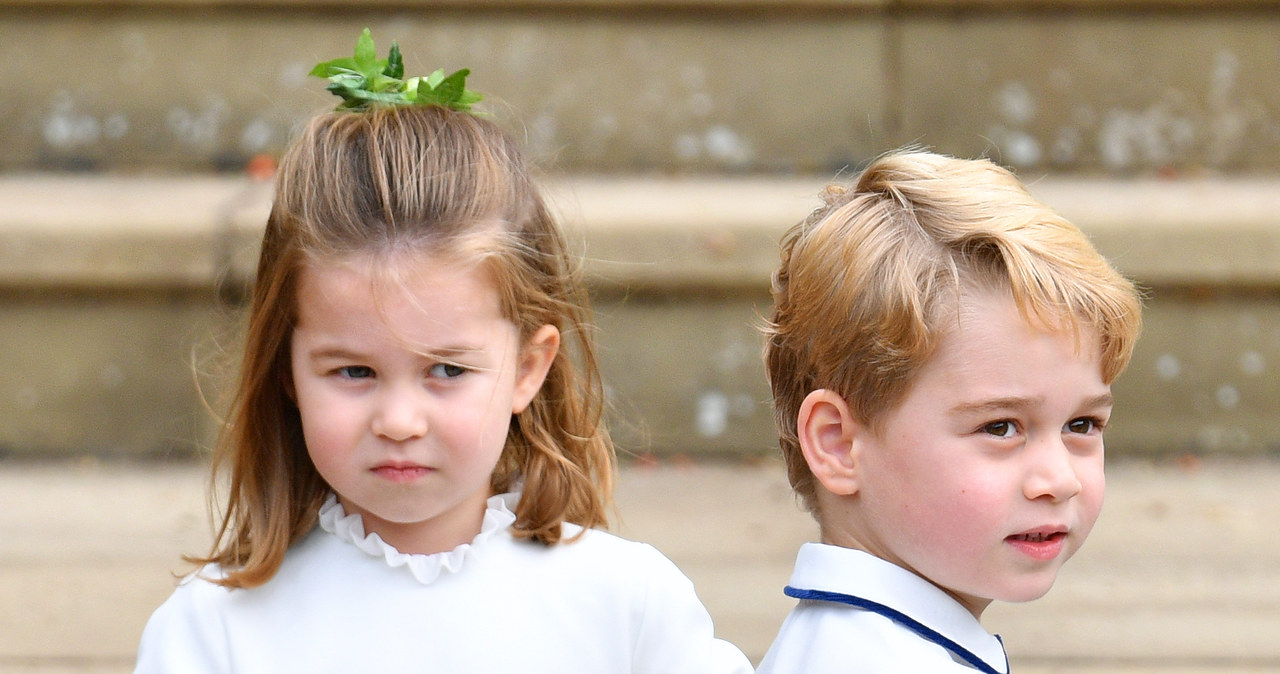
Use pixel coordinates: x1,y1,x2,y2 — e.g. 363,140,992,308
135,35,750,673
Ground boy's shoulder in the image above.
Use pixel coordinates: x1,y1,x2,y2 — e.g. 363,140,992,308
758,543,1008,673
759,603,995,672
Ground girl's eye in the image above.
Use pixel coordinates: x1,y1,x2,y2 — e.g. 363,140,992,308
336,365,374,380
429,363,467,379
1066,417,1102,434
982,420,1018,438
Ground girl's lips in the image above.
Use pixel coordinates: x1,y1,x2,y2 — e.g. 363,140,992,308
1005,528,1068,561
371,463,433,483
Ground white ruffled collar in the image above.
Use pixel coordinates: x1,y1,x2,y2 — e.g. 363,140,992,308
317,492,518,585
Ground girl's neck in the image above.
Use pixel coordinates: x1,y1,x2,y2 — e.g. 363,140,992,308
338,490,493,555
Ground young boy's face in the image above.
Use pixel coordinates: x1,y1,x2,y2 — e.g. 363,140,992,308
845,289,1109,618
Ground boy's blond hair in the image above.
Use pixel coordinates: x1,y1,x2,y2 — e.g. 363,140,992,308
762,149,1142,515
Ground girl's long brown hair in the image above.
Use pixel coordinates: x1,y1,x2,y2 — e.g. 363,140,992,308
190,105,614,589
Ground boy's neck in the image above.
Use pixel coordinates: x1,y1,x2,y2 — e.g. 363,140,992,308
815,492,870,550
816,495,993,620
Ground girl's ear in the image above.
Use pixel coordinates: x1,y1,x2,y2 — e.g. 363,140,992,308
797,389,862,497
512,324,560,414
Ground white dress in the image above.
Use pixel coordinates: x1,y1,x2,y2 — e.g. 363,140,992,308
135,493,752,674
756,543,1009,673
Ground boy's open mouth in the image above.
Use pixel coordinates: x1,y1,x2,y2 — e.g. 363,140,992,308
1005,529,1069,560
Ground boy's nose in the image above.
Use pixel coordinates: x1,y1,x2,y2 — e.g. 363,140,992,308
1024,437,1083,503
371,391,429,442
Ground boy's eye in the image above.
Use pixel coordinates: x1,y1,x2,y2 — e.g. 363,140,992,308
1066,417,1100,434
982,420,1017,438
429,363,467,379
336,365,374,379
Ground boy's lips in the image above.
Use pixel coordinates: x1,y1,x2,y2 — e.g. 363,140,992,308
1005,526,1069,561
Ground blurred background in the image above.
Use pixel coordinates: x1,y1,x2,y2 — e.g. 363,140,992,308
2,1,1280,672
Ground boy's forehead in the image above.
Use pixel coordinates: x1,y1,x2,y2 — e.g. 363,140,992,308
951,285,1094,340
925,289,1105,379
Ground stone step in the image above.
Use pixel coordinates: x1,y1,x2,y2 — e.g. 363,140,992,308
5,458,1280,670
5,0,1280,174
2,173,1279,458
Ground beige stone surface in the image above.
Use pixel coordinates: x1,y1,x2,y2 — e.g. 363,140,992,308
0,11,885,173
2,456,1278,672
4,175,1280,459
0,295,226,458
899,13,1280,173
5,4,1280,174
9,175,1280,289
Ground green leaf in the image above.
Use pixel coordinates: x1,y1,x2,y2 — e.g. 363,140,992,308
309,29,483,113
353,28,378,77
384,42,404,79
432,69,470,103
370,74,403,93
308,57,357,78
324,75,367,98
402,77,421,102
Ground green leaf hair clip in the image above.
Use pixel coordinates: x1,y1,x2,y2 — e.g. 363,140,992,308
309,28,483,113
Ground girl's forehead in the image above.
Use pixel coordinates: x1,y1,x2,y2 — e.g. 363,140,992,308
299,252,498,312
320,245,466,271
304,249,492,288
294,251,515,350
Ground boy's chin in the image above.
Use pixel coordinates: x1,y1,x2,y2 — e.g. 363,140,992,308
996,575,1061,605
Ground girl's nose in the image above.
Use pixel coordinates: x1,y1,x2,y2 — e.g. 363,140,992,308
1024,437,1083,503
371,391,429,442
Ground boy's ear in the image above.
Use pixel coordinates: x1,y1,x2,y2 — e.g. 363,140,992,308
797,389,862,496
512,324,560,414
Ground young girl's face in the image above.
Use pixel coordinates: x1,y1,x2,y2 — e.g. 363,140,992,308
837,288,1109,618
289,253,557,555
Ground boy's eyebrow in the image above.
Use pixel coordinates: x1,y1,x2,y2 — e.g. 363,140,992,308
1075,393,1116,409
950,396,1042,417
1080,392,1115,410
950,392,1114,416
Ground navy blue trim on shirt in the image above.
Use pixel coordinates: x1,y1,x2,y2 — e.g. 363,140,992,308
784,586,1008,674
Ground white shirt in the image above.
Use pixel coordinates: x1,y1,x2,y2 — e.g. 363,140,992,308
756,543,1009,673
135,493,751,674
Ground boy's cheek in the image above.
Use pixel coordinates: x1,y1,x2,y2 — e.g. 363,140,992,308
1075,464,1107,543
1083,455,1106,503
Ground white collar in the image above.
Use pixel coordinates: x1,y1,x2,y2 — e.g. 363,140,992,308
317,492,519,585
787,543,1009,673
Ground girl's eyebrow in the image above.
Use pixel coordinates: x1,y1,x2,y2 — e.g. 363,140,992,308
417,345,486,359
305,347,368,362
306,344,484,361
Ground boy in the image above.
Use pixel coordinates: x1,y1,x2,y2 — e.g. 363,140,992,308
757,150,1142,672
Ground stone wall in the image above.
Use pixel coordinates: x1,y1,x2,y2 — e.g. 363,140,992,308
4,1,1280,174
3,1,1280,458
4,175,1280,458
